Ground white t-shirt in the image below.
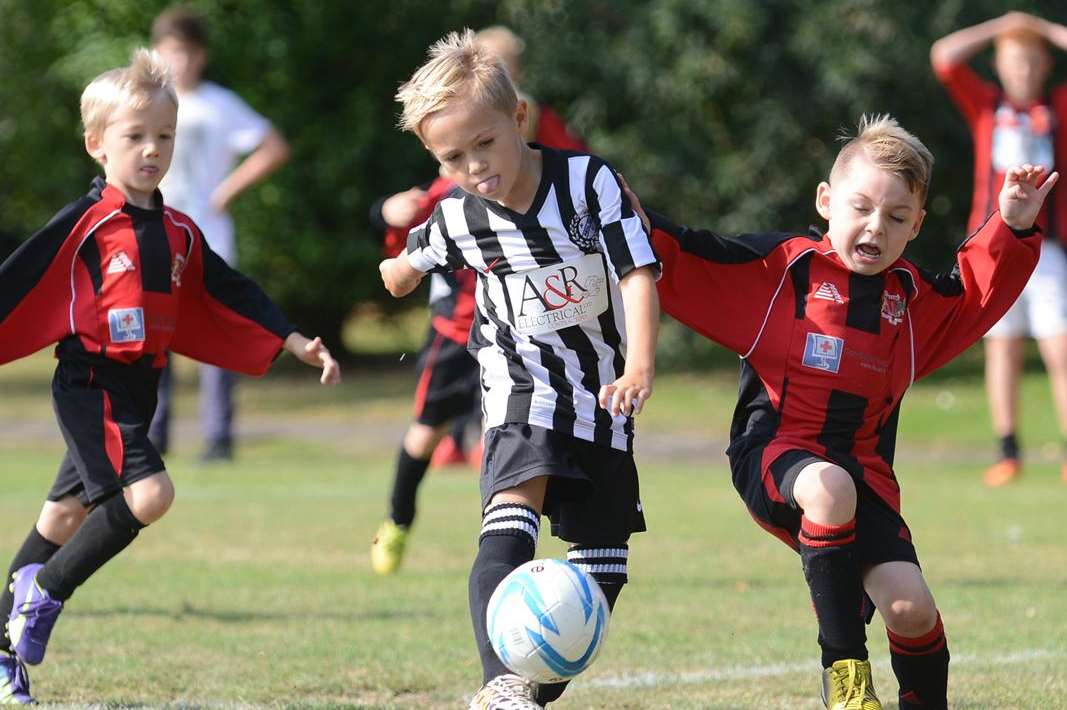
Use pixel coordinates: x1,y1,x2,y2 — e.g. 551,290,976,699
160,81,271,265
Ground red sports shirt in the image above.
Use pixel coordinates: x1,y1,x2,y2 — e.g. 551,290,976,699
0,178,294,374
652,211,1040,512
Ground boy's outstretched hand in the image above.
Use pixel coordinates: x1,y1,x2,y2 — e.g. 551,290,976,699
1000,164,1059,230
284,333,341,385
598,371,652,417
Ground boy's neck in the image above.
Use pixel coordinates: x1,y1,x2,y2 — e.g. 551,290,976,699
108,180,159,210
496,144,543,214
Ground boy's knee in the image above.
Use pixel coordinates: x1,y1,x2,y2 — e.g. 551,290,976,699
123,472,175,525
883,595,938,637
403,422,448,459
36,497,88,544
793,464,857,522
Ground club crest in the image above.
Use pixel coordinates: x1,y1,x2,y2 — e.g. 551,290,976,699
567,212,601,254
880,292,906,326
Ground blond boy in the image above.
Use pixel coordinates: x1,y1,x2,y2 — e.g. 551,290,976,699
0,49,336,704
381,29,659,708
635,115,1055,709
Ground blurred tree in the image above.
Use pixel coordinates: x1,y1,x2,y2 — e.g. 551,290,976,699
1,0,1064,355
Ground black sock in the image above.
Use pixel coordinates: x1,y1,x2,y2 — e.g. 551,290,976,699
889,613,950,710
535,576,625,706
0,528,62,652
999,433,1019,461
36,493,144,601
469,503,539,684
389,449,431,527
798,516,867,667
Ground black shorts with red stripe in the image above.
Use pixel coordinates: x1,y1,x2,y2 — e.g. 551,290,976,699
48,357,165,505
729,444,919,568
411,326,479,427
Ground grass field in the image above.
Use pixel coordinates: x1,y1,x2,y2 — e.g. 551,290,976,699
1,349,1065,709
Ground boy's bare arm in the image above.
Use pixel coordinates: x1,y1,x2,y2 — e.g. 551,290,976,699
999,164,1059,230
210,128,291,212
283,332,341,385
930,12,1042,68
598,265,658,417
379,251,424,297
1036,16,1067,53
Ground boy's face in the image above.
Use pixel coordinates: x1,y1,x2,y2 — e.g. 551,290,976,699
995,37,1051,104
420,97,530,206
154,35,207,91
815,154,925,276
85,92,177,208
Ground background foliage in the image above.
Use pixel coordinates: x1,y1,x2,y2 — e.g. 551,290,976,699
1,0,1065,349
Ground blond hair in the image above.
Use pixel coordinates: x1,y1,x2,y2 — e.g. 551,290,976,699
396,28,517,138
831,114,934,203
80,48,178,138
995,27,1048,53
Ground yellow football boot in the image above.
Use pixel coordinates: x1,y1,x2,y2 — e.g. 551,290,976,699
370,520,408,575
822,658,882,710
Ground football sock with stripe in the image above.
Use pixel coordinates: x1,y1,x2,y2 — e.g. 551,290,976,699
888,612,950,710
389,448,431,527
798,516,868,667
535,545,628,706
0,527,61,652
36,492,144,601
469,503,539,683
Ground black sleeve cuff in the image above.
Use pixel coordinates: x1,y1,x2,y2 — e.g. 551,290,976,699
368,196,389,232
1008,224,1041,238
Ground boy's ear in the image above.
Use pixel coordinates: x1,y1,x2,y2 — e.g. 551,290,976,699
815,181,833,221
909,208,927,242
84,132,106,164
514,99,528,133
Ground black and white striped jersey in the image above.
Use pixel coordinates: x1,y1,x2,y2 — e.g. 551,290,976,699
406,146,659,451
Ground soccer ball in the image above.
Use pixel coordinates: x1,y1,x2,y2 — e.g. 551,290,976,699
486,558,610,683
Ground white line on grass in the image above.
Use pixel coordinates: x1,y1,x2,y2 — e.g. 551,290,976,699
587,648,1064,689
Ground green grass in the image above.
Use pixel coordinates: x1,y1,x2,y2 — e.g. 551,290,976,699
1,351,1065,708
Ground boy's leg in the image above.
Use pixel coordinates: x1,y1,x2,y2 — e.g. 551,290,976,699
983,336,1024,485
1034,333,1067,483
792,462,868,668
199,364,236,461
469,477,546,684
534,544,628,706
0,498,82,654
371,422,450,575
864,561,948,710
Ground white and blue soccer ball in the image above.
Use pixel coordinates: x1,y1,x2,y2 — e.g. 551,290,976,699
486,558,610,684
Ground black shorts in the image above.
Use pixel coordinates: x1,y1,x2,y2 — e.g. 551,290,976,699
48,359,165,506
729,446,919,568
411,328,479,427
479,423,646,545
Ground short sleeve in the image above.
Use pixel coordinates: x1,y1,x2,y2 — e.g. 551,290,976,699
213,85,272,155
406,208,464,273
587,161,660,282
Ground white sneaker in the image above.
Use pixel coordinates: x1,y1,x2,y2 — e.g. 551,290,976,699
469,674,541,709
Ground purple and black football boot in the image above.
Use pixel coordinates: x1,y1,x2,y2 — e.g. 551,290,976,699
7,565,62,666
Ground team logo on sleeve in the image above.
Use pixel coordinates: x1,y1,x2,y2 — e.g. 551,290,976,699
880,292,906,326
108,308,146,343
802,332,844,373
567,211,601,254
504,253,609,336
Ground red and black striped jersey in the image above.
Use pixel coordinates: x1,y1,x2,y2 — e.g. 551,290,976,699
0,178,294,374
652,211,1040,512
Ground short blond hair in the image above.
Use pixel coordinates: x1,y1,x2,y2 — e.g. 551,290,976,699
396,28,517,139
81,48,178,138
831,114,934,203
